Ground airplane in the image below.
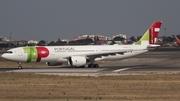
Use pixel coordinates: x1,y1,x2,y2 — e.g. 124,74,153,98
174,35,180,47
1,21,162,69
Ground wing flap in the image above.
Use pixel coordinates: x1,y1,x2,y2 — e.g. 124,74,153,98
86,51,127,59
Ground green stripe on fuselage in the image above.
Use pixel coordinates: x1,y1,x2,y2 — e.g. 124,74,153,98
23,47,38,62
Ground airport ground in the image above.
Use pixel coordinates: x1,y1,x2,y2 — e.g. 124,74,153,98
0,73,180,101
0,47,180,101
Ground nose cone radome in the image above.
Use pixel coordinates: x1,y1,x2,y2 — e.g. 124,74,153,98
1,53,10,60
1,54,5,59
1,50,26,62
1,53,16,61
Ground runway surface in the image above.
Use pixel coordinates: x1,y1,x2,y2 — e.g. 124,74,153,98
1,47,180,75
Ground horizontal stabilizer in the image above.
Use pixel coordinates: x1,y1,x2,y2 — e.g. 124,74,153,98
147,44,160,50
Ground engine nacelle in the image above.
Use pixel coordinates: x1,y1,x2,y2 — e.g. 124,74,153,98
68,56,87,67
46,62,63,66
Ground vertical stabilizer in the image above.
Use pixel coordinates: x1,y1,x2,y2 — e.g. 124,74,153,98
135,21,162,45
174,35,180,44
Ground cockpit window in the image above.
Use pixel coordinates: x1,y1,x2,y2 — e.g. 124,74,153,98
5,51,13,54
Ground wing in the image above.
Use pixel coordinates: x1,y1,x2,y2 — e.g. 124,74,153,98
85,50,130,61
62,49,132,60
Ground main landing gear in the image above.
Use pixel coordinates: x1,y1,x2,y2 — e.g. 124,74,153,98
17,62,22,69
88,64,99,68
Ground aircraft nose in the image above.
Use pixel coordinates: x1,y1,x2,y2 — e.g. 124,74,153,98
1,54,4,58
1,54,6,59
1,53,13,61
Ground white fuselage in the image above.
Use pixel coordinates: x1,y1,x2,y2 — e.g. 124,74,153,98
1,44,148,63
43,45,146,62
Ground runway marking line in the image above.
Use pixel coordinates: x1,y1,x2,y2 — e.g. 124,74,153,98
112,68,130,72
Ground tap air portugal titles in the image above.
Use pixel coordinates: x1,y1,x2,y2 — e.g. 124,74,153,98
1,21,162,69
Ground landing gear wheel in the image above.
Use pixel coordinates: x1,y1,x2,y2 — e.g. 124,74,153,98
88,64,99,68
17,62,22,69
18,66,22,69
94,64,99,68
88,64,93,68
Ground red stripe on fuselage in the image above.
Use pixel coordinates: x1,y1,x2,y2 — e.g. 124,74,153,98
36,47,49,62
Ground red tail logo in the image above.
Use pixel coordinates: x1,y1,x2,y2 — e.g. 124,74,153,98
149,22,162,44
175,36,180,44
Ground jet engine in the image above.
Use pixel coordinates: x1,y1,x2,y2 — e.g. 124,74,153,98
68,56,87,67
46,62,63,66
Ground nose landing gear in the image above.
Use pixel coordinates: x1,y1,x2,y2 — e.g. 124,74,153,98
17,62,22,69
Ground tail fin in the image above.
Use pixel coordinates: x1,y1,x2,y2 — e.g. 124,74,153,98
174,35,180,44
135,21,162,45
